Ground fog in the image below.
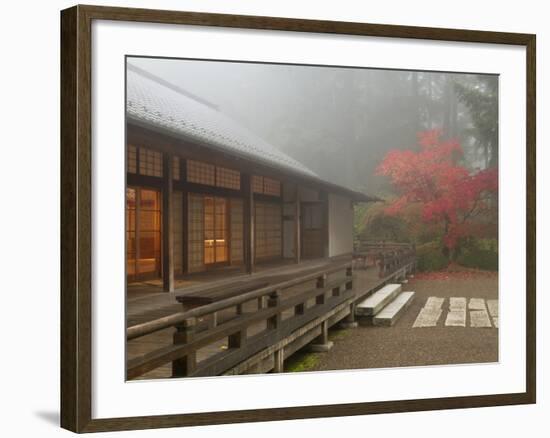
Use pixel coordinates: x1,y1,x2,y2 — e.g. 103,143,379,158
128,57,498,196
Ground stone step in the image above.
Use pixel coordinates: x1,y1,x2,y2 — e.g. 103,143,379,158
355,283,402,316
373,292,415,326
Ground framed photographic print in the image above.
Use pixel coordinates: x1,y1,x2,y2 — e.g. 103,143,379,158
60,4,536,433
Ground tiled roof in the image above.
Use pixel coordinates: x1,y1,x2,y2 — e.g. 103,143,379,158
126,64,318,178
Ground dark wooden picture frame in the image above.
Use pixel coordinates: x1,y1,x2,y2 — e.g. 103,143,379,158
60,4,536,433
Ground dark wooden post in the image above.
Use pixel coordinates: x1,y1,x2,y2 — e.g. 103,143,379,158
172,317,196,377
267,290,281,330
340,265,358,329
181,158,189,275
162,152,174,292
294,185,301,264
308,319,333,352
243,174,255,274
346,265,353,291
340,303,358,329
316,273,327,305
273,348,284,373
228,328,247,349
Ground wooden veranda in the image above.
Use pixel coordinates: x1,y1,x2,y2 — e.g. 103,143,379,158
126,248,416,380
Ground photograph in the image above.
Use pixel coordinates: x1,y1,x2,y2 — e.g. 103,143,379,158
125,57,500,380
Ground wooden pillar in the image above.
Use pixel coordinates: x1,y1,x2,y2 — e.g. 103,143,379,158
243,174,255,274
181,158,189,275
294,185,301,264
162,153,174,292
308,320,333,352
340,303,358,329
273,348,284,373
172,317,196,377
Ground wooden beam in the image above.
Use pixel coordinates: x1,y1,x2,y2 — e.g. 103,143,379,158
162,153,174,292
243,174,255,274
295,186,301,264
127,123,376,202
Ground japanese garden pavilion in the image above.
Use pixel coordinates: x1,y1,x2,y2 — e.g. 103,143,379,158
125,63,376,292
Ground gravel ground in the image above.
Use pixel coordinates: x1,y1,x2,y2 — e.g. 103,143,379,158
309,273,498,372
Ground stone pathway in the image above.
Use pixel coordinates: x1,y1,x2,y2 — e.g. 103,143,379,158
412,297,444,327
445,297,466,327
413,297,498,329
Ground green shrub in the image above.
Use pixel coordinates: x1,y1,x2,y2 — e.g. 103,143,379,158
416,242,449,272
457,247,498,271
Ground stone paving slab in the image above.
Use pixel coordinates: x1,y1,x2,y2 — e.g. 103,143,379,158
424,296,445,310
468,298,486,310
470,309,492,328
445,309,466,327
450,297,467,310
413,297,444,328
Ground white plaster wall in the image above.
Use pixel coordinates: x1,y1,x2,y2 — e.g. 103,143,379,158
328,193,354,257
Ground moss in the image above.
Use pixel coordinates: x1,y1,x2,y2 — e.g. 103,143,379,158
329,327,350,341
284,351,320,373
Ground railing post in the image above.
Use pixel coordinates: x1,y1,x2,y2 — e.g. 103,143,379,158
345,265,353,291
316,273,327,305
172,317,196,378
267,290,281,330
273,348,284,373
208,311,218,329
228,329,247,349
257,295,266,310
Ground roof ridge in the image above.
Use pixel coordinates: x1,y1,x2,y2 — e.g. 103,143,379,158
126,65,319,178
127,61,219,110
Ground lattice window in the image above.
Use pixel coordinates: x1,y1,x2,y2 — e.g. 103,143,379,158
187,160,215,186
230,198,244,264
252,175,281,197
127,145,137,174
255,201,282,260
216,166,240,190
263,177,281,197
139,147,163,177
252,175,264,193
188,193,205,273
173,156,180,181
172,191,183,275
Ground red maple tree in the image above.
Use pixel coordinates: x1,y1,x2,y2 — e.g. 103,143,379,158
376,130,498,252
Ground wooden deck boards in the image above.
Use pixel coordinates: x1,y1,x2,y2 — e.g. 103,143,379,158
126,258,382,380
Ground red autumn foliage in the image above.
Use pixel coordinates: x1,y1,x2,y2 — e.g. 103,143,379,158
376,130,498,250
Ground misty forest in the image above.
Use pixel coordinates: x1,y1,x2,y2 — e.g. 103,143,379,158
130,58,499,273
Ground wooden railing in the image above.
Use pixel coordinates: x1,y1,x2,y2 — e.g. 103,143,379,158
126,262,353,379
377,246,416,278
353,240,416,278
